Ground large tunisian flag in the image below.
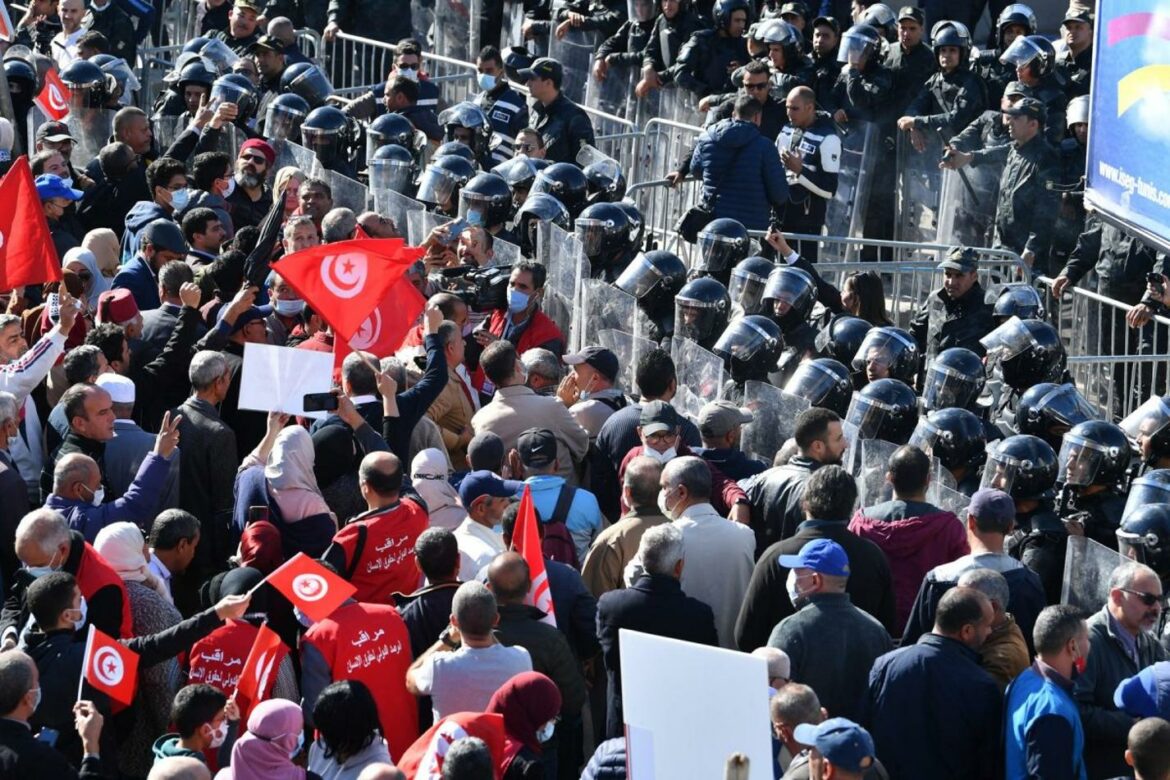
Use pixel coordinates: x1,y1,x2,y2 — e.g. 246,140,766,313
0,157,64,288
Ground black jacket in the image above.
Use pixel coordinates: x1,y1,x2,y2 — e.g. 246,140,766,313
645,11,705,80
884,41,936,118
0,718,104,780
973,133,1061,266
496,603,588,717
597,574,718,738
532,94,596,166
674,29,749,97
85,2,136,64
906,66,988,140
831,62,894,125
740,455,826,555
949,109,1012,154
734,519,898,650
1060,213,1170,304
909,281,996,358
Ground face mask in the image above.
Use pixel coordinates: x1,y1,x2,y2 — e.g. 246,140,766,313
208,721,228,748
25,550,62,579
536,721,556,743
31,686,42,711
289,731,305,758
87,485,105,507
478,72,497,91
657,487,676,519
60,177,74,189
169,188,190,211
507,287,530,314
274,298,305,317
785,569,807,609
71,597,88,631
398,67,419,82
222,177,236,198
644,446,676,464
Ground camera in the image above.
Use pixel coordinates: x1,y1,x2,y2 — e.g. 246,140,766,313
435,264,511,312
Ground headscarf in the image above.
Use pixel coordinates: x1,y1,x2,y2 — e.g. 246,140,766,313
486,672,562,758
311,424,358,489
411,448,461,516
62,246,112,310
94,522,169,598
226,699,306,780
81,228,121,278
265,426,334,523
238,520,285,575
274,166,305,216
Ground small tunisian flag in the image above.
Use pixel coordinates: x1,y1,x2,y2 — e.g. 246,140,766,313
0,157,64,289
265,552,356,623
510,486,557,626
271,238,425,343
80,625,139,706
235,623,289,720
34,69,71,121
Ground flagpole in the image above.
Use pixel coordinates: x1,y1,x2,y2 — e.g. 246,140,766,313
77,624,95,703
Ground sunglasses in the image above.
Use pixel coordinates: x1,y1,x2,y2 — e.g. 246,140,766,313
240,153,267,165
745,82,769,91
1121,588,1165,607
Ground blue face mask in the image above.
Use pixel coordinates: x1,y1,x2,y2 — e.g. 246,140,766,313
289,731,305,759
169,188,190,211
24,550,62,579
507,287,529,314
477,72,497,91
274,298,305,317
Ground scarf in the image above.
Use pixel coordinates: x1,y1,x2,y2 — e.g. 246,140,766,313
93,522,168,598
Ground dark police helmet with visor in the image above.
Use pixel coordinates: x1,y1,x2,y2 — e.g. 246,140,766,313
675,277,732,348
818,315,872,367
712,0,753,31
922,347,985,412
1117,505,1170,582
910,407,987,474
980,316,1066,391
530,163,588,218
837,24,881,66
368,112,422,157
931,20,972,64
416,154,477,209
784,358,854,417
713,314,785,383
1015,382,1099,451
300,105,353,168
859,3,896,39
761,265,817,330
1121,395,1170,467
515,193,570,257
436,141,478,163
1123,470,1170,530
695,218,751,282
846,377,919,444
1058,420,1132,490
280,61,334,108
368,144,416,193
851,326,919,385
61,59,115,109
459,172,513,230
213,73,258,120
615,250,688,320
439,102,492,158
575,202,634,273
996,3,1038,48
999,34,1056,77
729,255,777,318
981,434,1058,500
992,283,1046,323
264,92,310,142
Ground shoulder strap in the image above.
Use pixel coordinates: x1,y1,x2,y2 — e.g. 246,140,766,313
346,522,368,581
551,483,578,525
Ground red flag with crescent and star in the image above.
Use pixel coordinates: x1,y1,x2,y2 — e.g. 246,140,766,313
270,238,425,343
81,625,139,706
509,485,557,626
0,156,64,289
34,68,71,121
234,623,288,721
264,552,356,623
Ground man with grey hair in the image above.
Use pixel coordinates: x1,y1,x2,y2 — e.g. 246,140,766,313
956,568,1029,690
321,207,358,243
146,756,212,780
312,350,384,435
773,683,889,779
597,523,718,738
660,456,754,647
1076,560,1167,778
441,737,492,780
283,213,322,254
582,455,668,597
0,390,31,585
406,580,532,720
521,347,562,396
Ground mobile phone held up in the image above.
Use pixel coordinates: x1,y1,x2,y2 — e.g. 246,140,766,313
303,392,339,413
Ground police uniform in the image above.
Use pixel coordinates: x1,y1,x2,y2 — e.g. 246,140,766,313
909,280,996,358
1007,504,1067,605
212,28,261,56
520,58,596,165
643,10,705,85
1026,73,1069,146
885,40,937,119
971,51,1014,106
904,65,987,140
1051,135,1086,267
1059,489,1127,552
597,17,655,72
948,108,1011,153
474,82,529,165
776,111,841,261
811,51,843,113
831,60,894,125
1057,46,1092,98
675,30,751,97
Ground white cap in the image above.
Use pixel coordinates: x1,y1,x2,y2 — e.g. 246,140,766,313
96,373,135,405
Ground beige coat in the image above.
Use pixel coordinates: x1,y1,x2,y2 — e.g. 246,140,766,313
427,369,477,468
471,385,590,482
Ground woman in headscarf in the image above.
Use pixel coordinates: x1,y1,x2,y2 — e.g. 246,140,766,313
486,672,563,780
274,167,306,220
62,246,112,311
94,522,184,778
411,448,464,531
306,680,392,780
230,521,299,653
81,228,122,280
215,699,311,780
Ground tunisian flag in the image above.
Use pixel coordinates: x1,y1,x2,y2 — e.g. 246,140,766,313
81,625,139,706
397,712,507,780
34,69,71,121
271,238,425,343
0,157,64,289
265,552,356,623
234,623,288,720
509,486,557,627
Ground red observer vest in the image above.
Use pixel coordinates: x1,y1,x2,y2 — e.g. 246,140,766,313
187,619,289,701
471,309,565,394
303,602,418,760
333,500,428,603
77,543,132,639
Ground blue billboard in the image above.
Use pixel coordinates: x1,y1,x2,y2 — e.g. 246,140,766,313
1085,0,1170,251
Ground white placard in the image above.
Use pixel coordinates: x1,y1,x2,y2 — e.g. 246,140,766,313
620,629,773,779
238,342,334,419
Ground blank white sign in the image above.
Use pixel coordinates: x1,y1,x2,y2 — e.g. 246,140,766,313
238,342,334,419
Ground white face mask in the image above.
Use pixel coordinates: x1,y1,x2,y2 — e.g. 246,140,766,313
222,177,236,198
397,66,419,82
71,596,88,631
658,487,677,520
87,485,105,507
208,720,228,748
536,721,556,742
785,569,806,609
644,445,676,464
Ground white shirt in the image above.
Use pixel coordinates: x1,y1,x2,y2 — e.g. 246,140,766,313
675,502,755,648
148,553,174,603
453,516,505,578
51,28,85,70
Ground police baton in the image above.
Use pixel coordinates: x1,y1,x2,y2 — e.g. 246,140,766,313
929,125,980,206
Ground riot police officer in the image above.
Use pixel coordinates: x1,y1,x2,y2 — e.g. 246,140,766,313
998,34,1067,145
846,377,919,445
529,162,589,219
921,346,985,412
517,58,596,165
493,156,543,215
368,144,416,196
153,58,214,122
756,18,815,98
635,0,706,100
986,434,1066,603
675,276,732,350
992,283,1045,324
265,92,311,143
858,3,896,45
1057,420,1132,550
694,218,751,286
784,357,854,417
674,0,752,97
909,246,995,358
884,6,936,120
762,264,819,384
459,173,516,239
1056,8,1093,98
614,249,688,345
981,317,1068,405
416,155,477,216
575,202,637,281
1014,382,1099,451
301,105,357,178
910,407,987,494
728,255,776,318
970,3,1036,105
280,62,334,110
583,158,627,204
1122,396,1170,473
809,15,842,111
1052,94,1088,268
819,314,872,384
830,24,893,126
947,79,1030,158
5,57,37,153
473,45,529,165
713,314,785,397
896,20,986,142
515,193,571,257
852,325,919,387
439,102,494,169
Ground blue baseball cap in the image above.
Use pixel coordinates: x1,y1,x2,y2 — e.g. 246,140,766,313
35,173,84,202
458,470,522,508
792,718,876,774
217,303,273,335
778,538,850,577
1114,661,1170,718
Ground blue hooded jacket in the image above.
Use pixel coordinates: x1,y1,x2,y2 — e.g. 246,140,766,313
689,118,789,231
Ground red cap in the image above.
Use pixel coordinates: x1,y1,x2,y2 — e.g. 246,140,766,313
96,288,140,325
240,138,276,167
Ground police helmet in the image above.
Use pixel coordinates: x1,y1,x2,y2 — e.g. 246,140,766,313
176,59,216,91
846,377,919,444
516,193,571,256
931,20,972,64
4,58,36,95
754,18,804,61
851,326,919,385
981,434,1058,500
859,3,896,37
992,319,1066,391
999,34,1056,78
503,46,535,82
728,255,776,318
416,154,477,209
996,4,1038,48
459,172,513,230
1117,505,1170,581
300,105,351,168
783,358,853,417
819,315,872,366
280,62,334,108
439,102,492,158
493,156,542,191
1066,95,1089,129
264,92,311,142
922,347,985,412
675,277,732,348
713,315,785,383
615,250,688,320
617,201,645,255
695,218,751,281
212,73,258,121
575,202,633,271
1015,382,1099,450
530,163,589,218
369,112,420,152
368,144,415,194
713,0,753,32
182,36,214,55
61,59,113,107
761,265,817,331
837,24,881,66
992,284,1046,322
910,407,988,474
583,158,627,203
1058,420,1132,490
1121,396,1170,467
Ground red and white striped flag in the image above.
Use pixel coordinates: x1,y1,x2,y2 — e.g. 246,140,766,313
510,485,556,626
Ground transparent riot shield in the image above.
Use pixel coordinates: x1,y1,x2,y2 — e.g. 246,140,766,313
741,381,810,464
548,24,598,105
541,222,589,351
408,208,448,247
922,291,948,368
207,123,247,160
1061,536,1130,611
374,188,425,241
894,130,946,260
492,237,522,266
316,168,370,214
822,121,877,262
658,84,706,128
432,0,480,64
271,138,318,176
930,483,970,517
500,0,528,50
598,328,658,395
580,279,637,348
64,109,115,169
856,438,899,507
152,114,187,156
935,161,1002,253
670,336,727,422
585,63,636,121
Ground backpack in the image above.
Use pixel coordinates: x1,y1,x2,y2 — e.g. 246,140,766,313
540,483,580,569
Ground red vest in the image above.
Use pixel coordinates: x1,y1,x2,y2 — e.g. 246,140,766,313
332,500,428,603
188,620,277,696
77,543,132,638
303,602,418,760
471,309,565,394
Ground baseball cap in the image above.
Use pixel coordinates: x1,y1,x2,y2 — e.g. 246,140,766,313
897,6,925,24
1003,96,1047,123
141,219,189,254
35,174,84,202
1003,80,1033,99
792,718,876,774
967,487,1014,526
217,303,272,335
698,400,753,439
811,15,840,33
563,346,619,383
779,2,808,18
1114,661,1170,718
458,470,519,508
1062,7,1093,25
96,373,135,404
517,428,558,468
937,245,979,273
639,400,681,436
234,0,263,13
778,538,851,577
517,57,563,88
249,34,286,54
35,120,75,143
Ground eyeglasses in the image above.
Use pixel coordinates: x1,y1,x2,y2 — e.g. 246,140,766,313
1121,588,1165,607
745,82,770,91
240,153,267,165
644,431,678,445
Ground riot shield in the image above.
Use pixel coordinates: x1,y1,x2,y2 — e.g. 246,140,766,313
585,63,636,121
500,0,528,49
657,84,706,128
374,188,425,241
822,121,877,262
548,25,597,105
598,328,658,395
935,161,1002,253
152,114,187,157
856,439,898,507
922,291,948,368
271,138,318,176
432,0,479,64
741,381,810,464
541,222,589,351
894,130,946,260
493,237,522,267
930,483,970,517
670,336,727,422
316,168,370,213
408,208,447,247
64,108,115,169
1061,536,1129,611
580,279,637,348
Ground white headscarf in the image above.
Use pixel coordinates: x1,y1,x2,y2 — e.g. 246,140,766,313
62,247,113,311
94,522,168,597
265,426,334,523
410,448,461,514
